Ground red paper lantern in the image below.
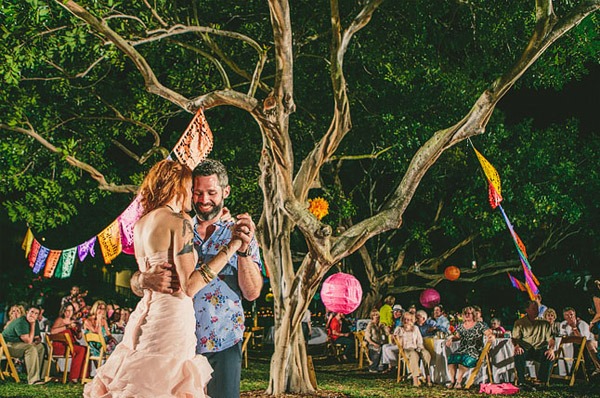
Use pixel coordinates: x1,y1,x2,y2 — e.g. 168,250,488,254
444,266,461,281
420,288,440,309
320,273,363,314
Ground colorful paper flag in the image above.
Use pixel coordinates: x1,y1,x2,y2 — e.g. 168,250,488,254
474,147,502,197
22,228,34,258
56,247,77,278
43,250,62,278
118,194,143,255
98,220,122,264
172,108,214,171
32,245,50,274
78,237,97,262
28,239,41,268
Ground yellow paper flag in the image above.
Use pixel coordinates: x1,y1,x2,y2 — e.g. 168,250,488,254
22,228,34,258
98,220,122,264
473,147,502,197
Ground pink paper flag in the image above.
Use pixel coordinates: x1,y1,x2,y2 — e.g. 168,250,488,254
118,194,143,255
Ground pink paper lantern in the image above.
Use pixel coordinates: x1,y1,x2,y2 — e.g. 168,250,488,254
420,288,440,309
320,273,363,314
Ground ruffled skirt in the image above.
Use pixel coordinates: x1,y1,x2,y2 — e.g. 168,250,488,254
83,291,212,398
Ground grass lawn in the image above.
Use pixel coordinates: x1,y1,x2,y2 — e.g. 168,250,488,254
1,353,598,397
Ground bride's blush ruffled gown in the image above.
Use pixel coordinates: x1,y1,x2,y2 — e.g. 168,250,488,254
84,252,212,398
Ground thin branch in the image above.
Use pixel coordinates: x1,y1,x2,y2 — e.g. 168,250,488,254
1,123,137,193
56,1,190,109
172,40,231,88
329,145,394,162
142,0,168,27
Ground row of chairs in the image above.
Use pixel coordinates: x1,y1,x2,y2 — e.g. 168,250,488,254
0,332,108,384
348,331,590,388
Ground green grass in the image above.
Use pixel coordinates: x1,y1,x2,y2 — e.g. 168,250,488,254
2,355,598,397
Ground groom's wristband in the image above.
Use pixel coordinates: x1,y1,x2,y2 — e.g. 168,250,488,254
237,247,251,257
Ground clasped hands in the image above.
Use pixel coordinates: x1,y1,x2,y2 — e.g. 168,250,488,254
142,212,256,295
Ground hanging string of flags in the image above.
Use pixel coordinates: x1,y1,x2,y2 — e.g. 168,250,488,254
471,142,540,300
21,109,214,278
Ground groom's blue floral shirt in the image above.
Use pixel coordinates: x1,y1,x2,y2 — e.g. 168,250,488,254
192,217,263,354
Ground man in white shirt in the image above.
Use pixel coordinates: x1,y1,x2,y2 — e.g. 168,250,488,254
559,307,600,375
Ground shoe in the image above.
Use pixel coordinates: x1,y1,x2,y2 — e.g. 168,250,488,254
32,379,48,385
519,382,536,392
453,381,462,389
368,369,379,373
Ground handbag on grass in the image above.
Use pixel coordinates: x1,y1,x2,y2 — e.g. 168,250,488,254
479,382,520,395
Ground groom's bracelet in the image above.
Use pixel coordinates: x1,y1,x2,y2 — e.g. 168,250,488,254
237,247,251,257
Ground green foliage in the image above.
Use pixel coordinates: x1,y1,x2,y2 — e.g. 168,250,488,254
0,0,598,299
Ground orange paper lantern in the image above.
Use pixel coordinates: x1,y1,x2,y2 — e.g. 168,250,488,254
444,266,461,281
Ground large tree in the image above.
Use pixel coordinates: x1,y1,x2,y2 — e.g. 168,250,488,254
1,0,599,394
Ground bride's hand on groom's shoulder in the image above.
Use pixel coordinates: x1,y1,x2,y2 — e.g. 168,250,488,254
142,263,181,294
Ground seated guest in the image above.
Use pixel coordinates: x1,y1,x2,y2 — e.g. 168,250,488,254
473,305,488,327
61,285,87,313
433,305,450,335
4,304,26,329
393,312,432,386
1,305,46,384
535,294,548,319
50,303,86,383
415,310,437,338
379,295,395,332
111,308,129,335
327,312,354,360
446,306,490,389
490,318,506,337
559,306,600,374
364,309,389,373
408,304,417,315
511,300,555,388
543,308,561,337
37,307,50,333
83,300,118,356
392,305,404,329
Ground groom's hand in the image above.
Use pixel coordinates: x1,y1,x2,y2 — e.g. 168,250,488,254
134,263,180,295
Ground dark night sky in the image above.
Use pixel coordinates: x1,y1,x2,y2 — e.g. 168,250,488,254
499,63,599,135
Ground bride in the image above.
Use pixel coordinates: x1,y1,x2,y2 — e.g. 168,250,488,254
84,159,242,398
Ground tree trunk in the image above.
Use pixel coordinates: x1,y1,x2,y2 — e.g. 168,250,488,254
267,311,314,394
261,234,316,394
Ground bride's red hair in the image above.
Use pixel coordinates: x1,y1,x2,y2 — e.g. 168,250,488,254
138,160,192,217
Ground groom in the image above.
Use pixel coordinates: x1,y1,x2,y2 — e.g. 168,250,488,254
131,159,263,398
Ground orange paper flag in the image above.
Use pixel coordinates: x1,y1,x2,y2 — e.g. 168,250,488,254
97,220,122,264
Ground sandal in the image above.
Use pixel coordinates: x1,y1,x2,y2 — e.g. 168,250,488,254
454,381,463,389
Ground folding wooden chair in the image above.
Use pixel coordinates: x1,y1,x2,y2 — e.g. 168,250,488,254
325,336,344,363
395,338,414,382
241,331,253,368
0,334,20,383
355,331,371,369
250,326,264,350
393,336,429,383
45,332,74,384
81,332,107,384
549,335,588,386
464,339,493,389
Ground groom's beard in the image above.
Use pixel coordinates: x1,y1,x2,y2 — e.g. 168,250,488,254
193,200,224,221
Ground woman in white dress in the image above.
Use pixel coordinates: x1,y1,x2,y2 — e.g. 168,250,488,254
84,159,242,398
